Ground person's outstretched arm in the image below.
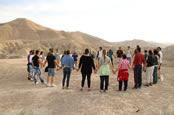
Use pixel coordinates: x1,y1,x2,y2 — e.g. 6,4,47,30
95,64,100,74
91,58,96,70
109,61,115,74
78,56,83,70
54,60,60,69
43,60,47,67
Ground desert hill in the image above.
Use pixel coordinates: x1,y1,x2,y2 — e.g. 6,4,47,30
0,18,171,58
163,45,174,67
0,19,174,115
112,39,168,49
0,18,112,58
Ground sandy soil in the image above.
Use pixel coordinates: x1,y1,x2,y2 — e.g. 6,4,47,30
0,58,174,115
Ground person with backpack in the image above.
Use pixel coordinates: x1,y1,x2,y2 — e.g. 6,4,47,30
144,50,155,86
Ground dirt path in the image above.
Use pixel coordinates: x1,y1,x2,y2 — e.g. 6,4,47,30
0,58,174,115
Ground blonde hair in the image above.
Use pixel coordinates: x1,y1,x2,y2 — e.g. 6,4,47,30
103,49,107,63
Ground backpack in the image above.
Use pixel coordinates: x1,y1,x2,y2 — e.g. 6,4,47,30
154,55,158,65
97,51,99,58
91,53,95,59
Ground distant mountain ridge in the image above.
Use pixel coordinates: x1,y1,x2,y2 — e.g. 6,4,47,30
112,39,168,48
0,18,112,58
0,18,172,58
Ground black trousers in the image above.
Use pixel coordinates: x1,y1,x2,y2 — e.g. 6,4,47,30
100,76,109,90
110,58,113,66
135,65,142,88
119,80,128,91
81,73,92,88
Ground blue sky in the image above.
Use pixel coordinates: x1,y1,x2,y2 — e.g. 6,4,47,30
0,0,174,43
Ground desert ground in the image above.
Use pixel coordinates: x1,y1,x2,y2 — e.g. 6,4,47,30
0,58,174,115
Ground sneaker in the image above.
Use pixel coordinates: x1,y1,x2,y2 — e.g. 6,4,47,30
46,84,50,87
66,87,69,89
100,90,104,93
35,82,39,85
51,84,56,87
160,75,164,81
30,78,34,81
28,77,31,80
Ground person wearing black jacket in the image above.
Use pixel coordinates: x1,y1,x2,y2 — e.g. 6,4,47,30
153,49,159,84
77,49,96,91
145,50,155,86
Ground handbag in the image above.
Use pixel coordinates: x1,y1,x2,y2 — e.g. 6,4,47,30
45,66,48,72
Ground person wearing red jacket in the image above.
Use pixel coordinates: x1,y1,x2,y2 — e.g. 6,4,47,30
133,47,146,89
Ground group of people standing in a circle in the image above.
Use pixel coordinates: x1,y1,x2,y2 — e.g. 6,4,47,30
27,45,163,92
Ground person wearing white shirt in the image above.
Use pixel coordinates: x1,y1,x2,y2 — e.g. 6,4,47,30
126,46,132,64
55,49,60,64
96,47,103,61
157,47,163,78
27,50,34,80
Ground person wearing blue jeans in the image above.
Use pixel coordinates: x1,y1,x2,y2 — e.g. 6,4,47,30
127,57,131,65
63,67,72,88
133,47,145,89
32,50,45,84
61,50,74,89
33,66,44,84
126,46,132,65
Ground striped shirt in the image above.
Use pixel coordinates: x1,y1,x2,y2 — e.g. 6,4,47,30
118,59,130,70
